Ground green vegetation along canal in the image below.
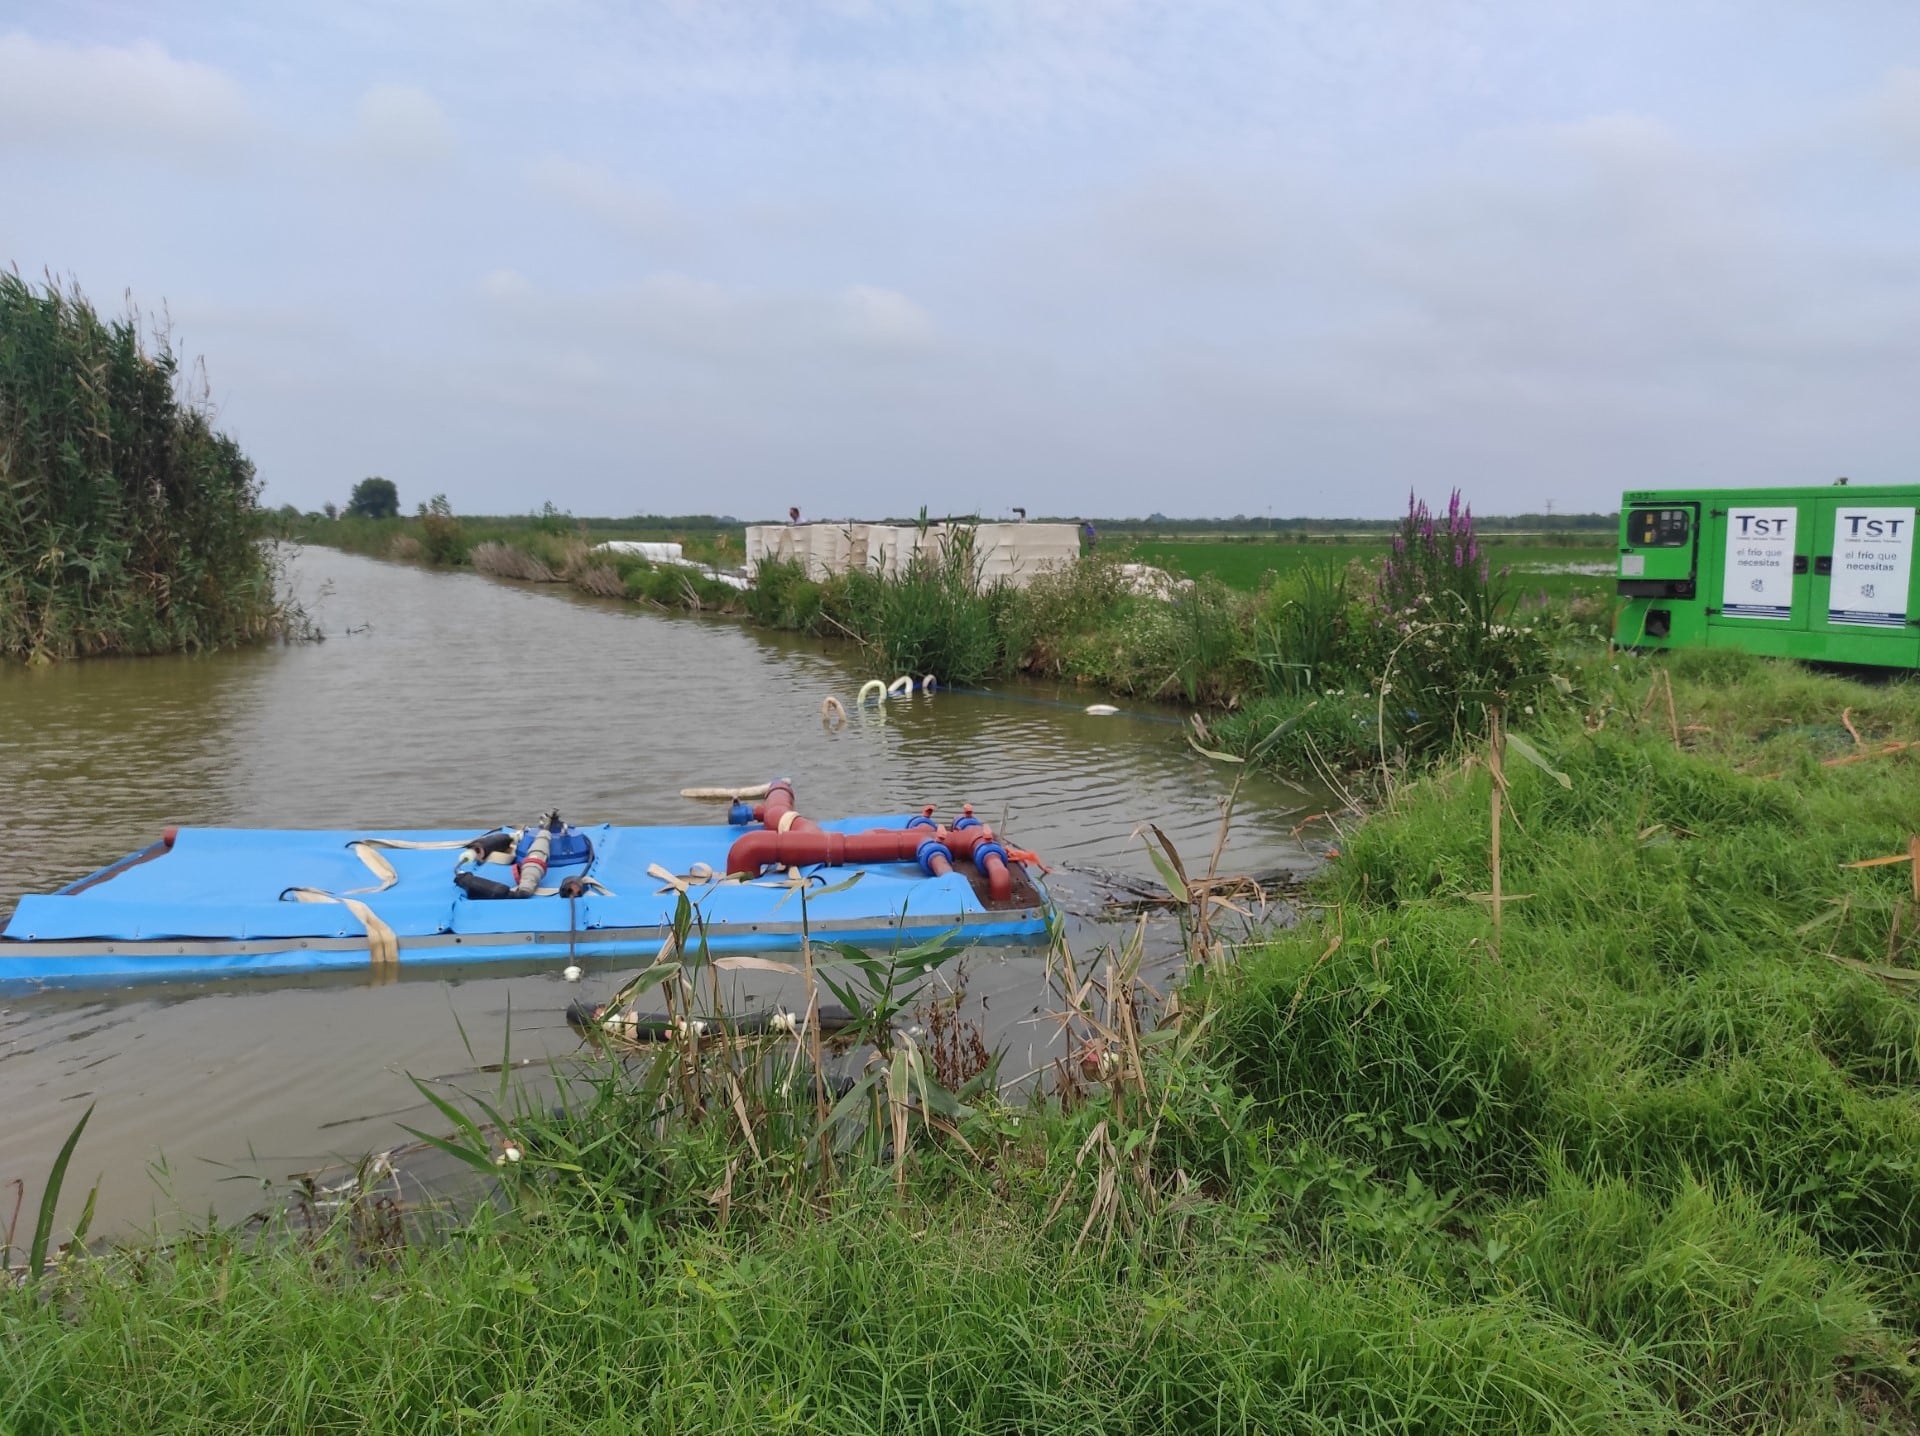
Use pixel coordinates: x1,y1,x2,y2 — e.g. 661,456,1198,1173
0,549,1328,1237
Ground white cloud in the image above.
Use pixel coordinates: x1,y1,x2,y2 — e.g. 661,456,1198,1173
353,84,454,168
530,156,681,243
1093,169,1316,281
481,267,935,361
0,32,249,153
1869,65,1920,165
838,285,934,351
480,268,533,300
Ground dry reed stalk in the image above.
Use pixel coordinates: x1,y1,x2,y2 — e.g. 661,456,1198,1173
1823,741,1917,768
1636,669,1682,747
469,541,558,583
798,898,834,1191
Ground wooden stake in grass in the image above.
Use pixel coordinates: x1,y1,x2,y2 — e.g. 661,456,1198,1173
1489,705,1504,963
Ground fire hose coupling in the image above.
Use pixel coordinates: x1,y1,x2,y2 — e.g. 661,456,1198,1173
915,839,954,876
906,811,938,831
728,801,755,826
971,839,1010,870
952,810,984,831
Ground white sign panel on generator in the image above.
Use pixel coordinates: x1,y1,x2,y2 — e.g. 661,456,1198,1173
1829,507,1916,629
1720,507,1797,620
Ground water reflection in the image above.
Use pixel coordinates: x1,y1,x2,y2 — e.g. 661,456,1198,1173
0,549,1326,1236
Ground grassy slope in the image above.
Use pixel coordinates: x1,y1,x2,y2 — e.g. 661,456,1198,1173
9,652,1920,1431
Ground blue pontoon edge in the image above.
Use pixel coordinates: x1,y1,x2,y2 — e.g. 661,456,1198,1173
1,809,1053,986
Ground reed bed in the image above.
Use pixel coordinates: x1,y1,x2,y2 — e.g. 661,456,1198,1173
0,273,292,662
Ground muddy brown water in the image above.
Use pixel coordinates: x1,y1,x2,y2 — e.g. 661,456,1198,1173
0,549,1329,1241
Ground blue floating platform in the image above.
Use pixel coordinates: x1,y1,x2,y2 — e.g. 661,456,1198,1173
1,814,1053,986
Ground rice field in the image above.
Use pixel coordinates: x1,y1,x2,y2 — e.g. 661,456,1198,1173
1130,535,1617,603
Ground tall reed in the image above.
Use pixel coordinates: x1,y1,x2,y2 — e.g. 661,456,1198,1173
0,273,288,661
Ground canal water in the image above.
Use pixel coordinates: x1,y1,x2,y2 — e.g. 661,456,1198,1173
0,550,1327,1239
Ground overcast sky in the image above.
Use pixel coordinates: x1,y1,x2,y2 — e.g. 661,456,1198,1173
4,3,1919,520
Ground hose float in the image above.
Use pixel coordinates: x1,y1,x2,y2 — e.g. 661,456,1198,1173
849,674,938,710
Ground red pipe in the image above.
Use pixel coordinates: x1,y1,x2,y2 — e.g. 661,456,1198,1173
726,824,1015,900
976,848,1012,902
751,779,818,833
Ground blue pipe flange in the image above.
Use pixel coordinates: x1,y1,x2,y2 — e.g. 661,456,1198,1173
972,840,1010,870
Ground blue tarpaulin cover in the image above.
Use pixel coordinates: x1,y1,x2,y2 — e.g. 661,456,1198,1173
2,815,1052,985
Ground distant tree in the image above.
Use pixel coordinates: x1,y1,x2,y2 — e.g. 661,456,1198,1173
347,477,399,519
323,501,339,520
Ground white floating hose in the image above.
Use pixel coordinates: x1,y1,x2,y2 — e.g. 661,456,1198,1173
821,695,847,730
921,674,938,694
680,782,773,800
887,674,914,698
1085,703,1120,716
856,679,888,706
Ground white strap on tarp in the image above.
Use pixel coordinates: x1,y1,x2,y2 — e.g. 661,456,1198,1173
282,887,399,966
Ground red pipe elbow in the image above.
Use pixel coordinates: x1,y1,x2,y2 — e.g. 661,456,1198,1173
751,779,818,833
979,851,1012,901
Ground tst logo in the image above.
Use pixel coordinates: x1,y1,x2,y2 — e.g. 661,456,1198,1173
1845,515,1907,540
1735,515,1788,537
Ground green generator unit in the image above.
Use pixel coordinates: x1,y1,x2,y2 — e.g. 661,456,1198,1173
1616,484,1920,667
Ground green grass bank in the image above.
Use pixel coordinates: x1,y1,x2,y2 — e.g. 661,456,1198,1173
8,650,1920,1432
286,509,753,614
1,275,293,662
291,496,1615,728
